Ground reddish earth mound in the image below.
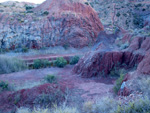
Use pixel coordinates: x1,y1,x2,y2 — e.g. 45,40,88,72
33,0,104,47
0,83,66,112
0,0,103,49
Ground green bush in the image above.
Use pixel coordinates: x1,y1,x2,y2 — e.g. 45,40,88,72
116,12,121,17
109,67,120,77
70,56,80,65
0,81,13,92
113,73,125,94
109,68,126,77
0,81,9,91
25,5,34,10
42,11,49,16
33,59,51,69
45,74,57,83
85,2,89,5
63,44,69,50
0,56,27,74
54,57,67,68
133,14,144,28
33,59,41,69
22,47,28,53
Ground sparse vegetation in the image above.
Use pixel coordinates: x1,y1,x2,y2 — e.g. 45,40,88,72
14,94,21,105
53,104,79,113
109,68,126,77
16,105,79,113
82,97,117,113
117,41,129,50
34,89,65,107
0,81,14,93
113,73,125,94
16,96,150,113
70,56,80,65
115,97,150,113
130,77,150,96
0,56,27,74
54,57,67,68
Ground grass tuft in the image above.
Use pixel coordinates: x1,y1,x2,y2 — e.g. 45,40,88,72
44,74,57,83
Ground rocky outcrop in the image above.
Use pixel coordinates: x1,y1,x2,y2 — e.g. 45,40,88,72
137,51,150,75
0,0,103,49
33,0,104,48
73,36,150,77
73,50,144,77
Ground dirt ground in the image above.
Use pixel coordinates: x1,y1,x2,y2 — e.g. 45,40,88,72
0,65,115,101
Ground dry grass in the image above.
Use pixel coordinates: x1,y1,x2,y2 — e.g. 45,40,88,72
14,81,44,91
82,97,117,113
129,76,150,97
0,55,27,74
16,104,79,113
3,46,90,57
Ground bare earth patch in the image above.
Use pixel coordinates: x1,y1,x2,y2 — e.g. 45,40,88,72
0,65,114,101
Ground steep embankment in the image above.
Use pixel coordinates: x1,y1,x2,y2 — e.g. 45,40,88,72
73,35,150,77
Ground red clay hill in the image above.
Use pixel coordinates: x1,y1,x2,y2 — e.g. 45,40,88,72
0,0,103,49
33,0,104,47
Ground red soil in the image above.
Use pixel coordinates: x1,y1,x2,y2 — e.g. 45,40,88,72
0,65,114,111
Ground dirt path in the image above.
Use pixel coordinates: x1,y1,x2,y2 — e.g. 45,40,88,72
20,53,82,61
0,65,115,101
